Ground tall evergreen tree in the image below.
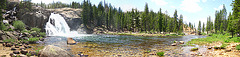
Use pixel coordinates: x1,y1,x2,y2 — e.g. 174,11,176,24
202,22,205,33
173,10,178,33
198,21,201,33
157,8,163,33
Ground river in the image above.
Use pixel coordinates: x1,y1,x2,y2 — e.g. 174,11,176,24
35,35,206,57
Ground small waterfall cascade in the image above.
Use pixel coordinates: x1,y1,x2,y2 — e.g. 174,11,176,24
45,13,71,36
45,13,92,37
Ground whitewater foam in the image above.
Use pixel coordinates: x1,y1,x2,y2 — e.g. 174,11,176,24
45,13,92,37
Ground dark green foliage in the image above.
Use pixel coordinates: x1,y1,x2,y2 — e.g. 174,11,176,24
31,27,41,33
0,0,7,21
3,39,15,43
78,0,187,34
156,52,164,56
198,21,201,33
28,37,41,43
0,23,7,30
39,32,46,37
13,21,25,31
220,43,227,49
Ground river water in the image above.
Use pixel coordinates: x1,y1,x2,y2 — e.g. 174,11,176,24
38,35,206,57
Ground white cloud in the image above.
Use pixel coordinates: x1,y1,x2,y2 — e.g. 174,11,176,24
151,0,168,6
214,5,223,10
180,0,202,13
202,0,207,2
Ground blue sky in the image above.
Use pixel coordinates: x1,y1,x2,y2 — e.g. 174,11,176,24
32,0,233,27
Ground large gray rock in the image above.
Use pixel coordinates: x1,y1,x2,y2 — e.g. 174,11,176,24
20,12,49,30
39,45,72,57
17,6,51,31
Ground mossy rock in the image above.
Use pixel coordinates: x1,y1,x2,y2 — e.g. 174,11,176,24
191,48,198,51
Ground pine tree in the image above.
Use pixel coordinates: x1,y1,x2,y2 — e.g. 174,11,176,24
173,10,178,33
227,12,236,37
198,21,201,34
179,14,183,34
232,0,240,33
202,22,205,33
141,3,149,32
157,8,163,33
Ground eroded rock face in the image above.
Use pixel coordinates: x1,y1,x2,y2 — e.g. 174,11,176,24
17,6,51,31
20,12,49,30
39,45,72,57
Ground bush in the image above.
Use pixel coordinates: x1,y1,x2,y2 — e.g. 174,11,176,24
201,33,207,35
224,40,230,43
208,33,213,36
156,52,164,56
0,23,7,30
236,45,240,50
13,21,25,31
31,27,41,33
178,33,185,35
3,39,15,43
28,37,39,43
39,32,46,37
220,43,227,49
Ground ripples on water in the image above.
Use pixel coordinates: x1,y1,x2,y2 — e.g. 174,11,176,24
42,35,206,56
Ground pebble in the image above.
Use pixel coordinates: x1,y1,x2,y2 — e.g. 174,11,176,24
10,53,17,57
15,46,20,48
19,54,27,57
20,50,28,55
13,51,20,54
11,48,16,50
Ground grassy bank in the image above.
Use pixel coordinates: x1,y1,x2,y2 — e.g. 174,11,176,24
105,32,184,37
187,33,240,45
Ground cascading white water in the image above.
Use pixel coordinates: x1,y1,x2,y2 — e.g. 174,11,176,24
45,13,91,37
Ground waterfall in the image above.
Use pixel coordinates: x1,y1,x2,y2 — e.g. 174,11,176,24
45,13,70,36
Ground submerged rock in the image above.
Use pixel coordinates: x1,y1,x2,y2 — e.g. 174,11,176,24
67,38,76,45
179,41,184,44
39,45,72,57
171,43,177,46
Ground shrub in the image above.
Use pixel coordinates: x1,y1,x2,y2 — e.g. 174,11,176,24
178,33,185,35
201,33,207,35
28,37,39,43
156,52,164,56
0,23,7,30
236,45,240,50
3,39,15,43
13,21,25,31
220,43,227,49
26,53,31,56
170,34,178,36
31,27,41,33
208,33,213,36
39,32,46,37
224,40,230,43
165,34,170,36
